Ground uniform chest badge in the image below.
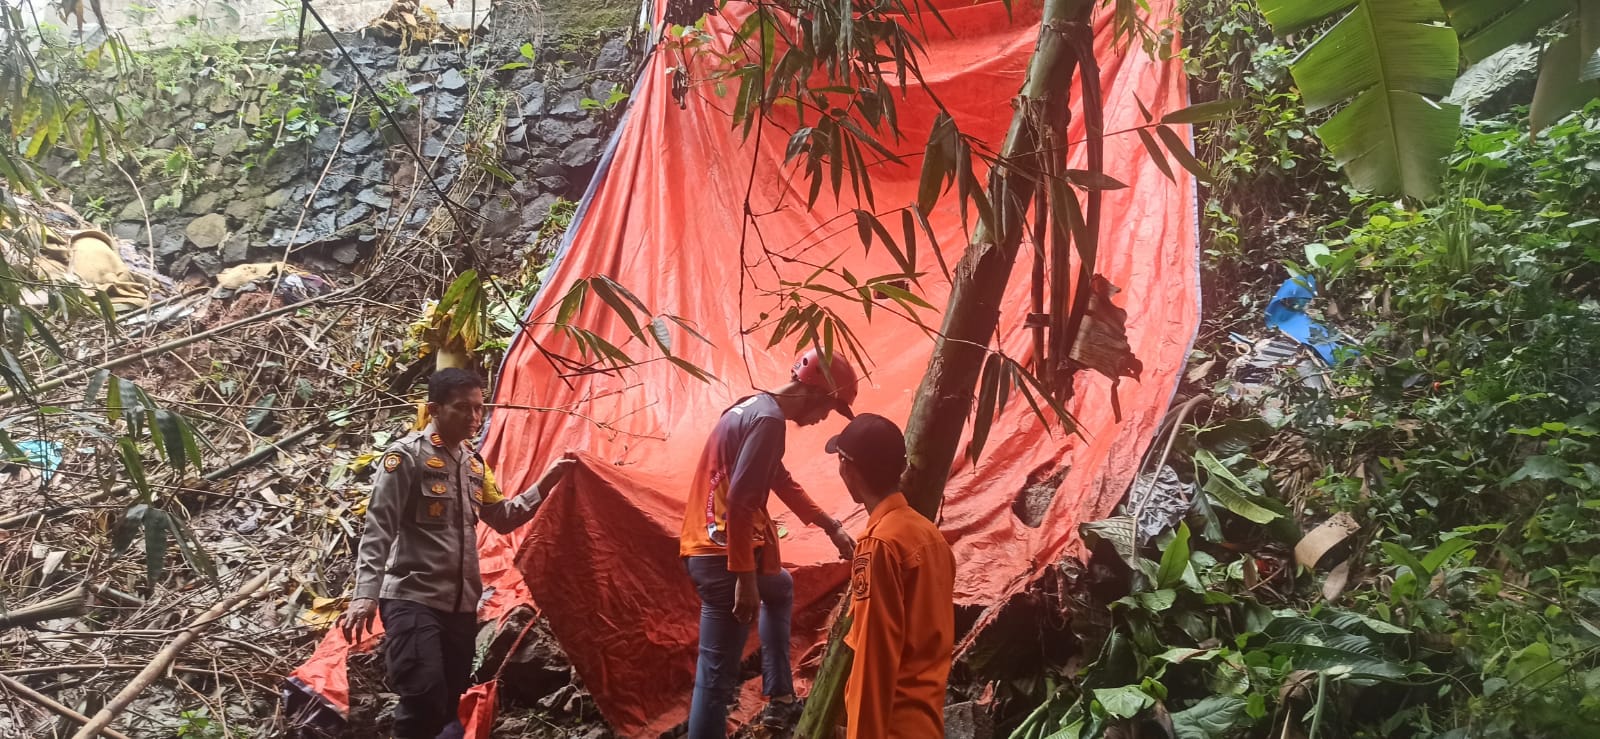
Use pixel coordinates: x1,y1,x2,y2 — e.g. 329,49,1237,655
431,482,448,494
382,453,402,472
425,456,446,469
469,458,484,474
426,501,447,518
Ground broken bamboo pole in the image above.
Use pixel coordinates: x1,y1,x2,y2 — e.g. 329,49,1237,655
69,567,276,739
0,587,88,628
0,281,366,406
793,597,854,739
0,421,326,529
0,673,134,739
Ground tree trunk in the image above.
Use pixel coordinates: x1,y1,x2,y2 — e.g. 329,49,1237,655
795,0,1092,733
901,0,1092,519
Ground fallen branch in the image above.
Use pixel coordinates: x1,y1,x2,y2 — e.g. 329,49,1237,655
0,673,134,739
0,422,326,529
70,567,276,739
4,663,232,679
0,281,368,406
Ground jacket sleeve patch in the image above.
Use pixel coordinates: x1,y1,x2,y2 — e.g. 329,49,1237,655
382,453,402,472
851,551,872,600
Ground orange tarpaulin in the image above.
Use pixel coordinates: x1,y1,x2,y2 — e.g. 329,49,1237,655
287,0,1197,734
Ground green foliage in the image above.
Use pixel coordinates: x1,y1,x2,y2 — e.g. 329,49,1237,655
1257,0,1461,200
1,15,215,588
1257,0,1600,198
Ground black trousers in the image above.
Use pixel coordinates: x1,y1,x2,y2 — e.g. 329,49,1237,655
380,598,476,739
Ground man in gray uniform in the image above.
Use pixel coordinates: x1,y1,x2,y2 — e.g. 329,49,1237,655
339,368,573,739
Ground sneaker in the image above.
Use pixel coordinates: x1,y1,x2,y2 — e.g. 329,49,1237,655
759,698,804,729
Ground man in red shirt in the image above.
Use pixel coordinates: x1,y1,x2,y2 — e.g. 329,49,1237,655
679,349,859,737
827,413,956,739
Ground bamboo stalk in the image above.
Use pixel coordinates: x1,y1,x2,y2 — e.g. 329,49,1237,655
0,587,87,628
793,597,854,739
0,281,366,406
0,673,135,739
69,567,276,739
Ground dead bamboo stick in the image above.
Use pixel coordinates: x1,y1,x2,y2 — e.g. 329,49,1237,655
69,567,276,739
0,421,325,529
0,281,366,406
0,673,134,739
0,587,87,628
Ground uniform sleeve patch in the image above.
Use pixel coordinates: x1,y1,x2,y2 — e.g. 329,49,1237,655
851,551,872,600
382,453,402,472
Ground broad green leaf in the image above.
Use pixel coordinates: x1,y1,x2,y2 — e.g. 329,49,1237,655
1421,536,1476,572
1531,32,1600,133
1444,0,1572,60
1260,0,1461,199
1262,642,1410,679
1194,450,1281,524
1381,541,1429,577
1092,686,1153,719
0,348,33,400
1156,522,1191,589
1507,454,1570,483
1171,695,1248,739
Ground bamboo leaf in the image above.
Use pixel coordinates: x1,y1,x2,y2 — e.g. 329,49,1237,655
154,410,187,474
589,276,644,338
556,278,588,326
667,355,716,383
142,507,170,588
969,353,1003,462
917,113,957,215
0,427,24,461
1156,125,1214,184
1136,127,1176,182
171,514,221,588
1160,98,1244,124
668,316,714,346
1063,169,1129,190
649,316,673,354
118,436,152,502
85,369,109,410
0,348,32,400
912,207,950,281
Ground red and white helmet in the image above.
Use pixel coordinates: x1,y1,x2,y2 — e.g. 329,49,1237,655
792,348,858,418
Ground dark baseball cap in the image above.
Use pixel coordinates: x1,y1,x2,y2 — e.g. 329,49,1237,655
824,413,907,484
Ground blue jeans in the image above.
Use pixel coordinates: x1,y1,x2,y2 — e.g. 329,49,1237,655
685,555,795,739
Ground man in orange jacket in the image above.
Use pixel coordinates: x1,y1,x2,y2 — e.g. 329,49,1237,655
827,413,956,739
679,349,859,737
